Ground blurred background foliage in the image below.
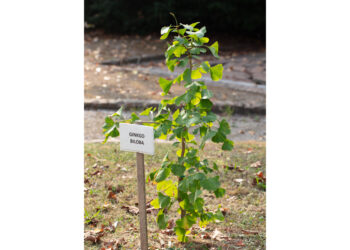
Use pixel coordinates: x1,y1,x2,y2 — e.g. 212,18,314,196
85,0,265,41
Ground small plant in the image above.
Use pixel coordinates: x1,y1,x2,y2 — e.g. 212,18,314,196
84,209,102,224
102,14,234,242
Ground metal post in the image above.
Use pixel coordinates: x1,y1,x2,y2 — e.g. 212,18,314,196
136,152,148,250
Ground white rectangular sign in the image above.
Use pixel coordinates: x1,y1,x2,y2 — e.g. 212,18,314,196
119,123,154,155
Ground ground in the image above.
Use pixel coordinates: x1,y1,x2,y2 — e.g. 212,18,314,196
84,141,266,249
84,33,266,110
84,31,266,249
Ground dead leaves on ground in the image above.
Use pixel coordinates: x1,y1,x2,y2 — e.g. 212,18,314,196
200,228,230,242
107,191,117,202
107,184,125,202
250,161,261,168
199,228,248,247
85,223,123,247
101,238,126,250
235,239,246,247
106,183,125,193
84,227,104,243
225,165,245,172
121,205,139,215
242,229,259,235
220,207,229,216
103,221,118,233
91,169,103,176
252,171,266,185
252,171,266,190
211,228,230,241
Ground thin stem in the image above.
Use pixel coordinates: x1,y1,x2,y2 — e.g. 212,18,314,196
170,12,178,26
178,49,193,219
179,134,186,219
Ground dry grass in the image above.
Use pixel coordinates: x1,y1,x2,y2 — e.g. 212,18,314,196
84,141,266,249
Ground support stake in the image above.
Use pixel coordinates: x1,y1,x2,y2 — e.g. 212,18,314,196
136,152,148,250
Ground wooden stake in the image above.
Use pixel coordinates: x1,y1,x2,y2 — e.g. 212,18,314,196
136,152,148,250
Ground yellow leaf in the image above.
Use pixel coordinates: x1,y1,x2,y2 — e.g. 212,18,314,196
191,69,202,79
159,133,167,140
150,198,160,209
200,37,209,43
191,92,201,105
173,109,180,121
187,133,195,141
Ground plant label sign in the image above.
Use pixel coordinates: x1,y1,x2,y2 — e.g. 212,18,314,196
119,123,154,155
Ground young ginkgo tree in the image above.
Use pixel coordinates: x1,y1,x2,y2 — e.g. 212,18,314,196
102,17,234,242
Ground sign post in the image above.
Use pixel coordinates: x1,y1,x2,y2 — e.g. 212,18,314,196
136,152,148,250
119,123,154,250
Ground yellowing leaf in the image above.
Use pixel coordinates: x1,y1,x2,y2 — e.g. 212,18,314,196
150,198,160,209
191,92,201,105
200,37,209,43
157,180,178,198
173,109,180,121
173,46,187,57
187,133,195,141
159,133,167,140
209,64,223,81
191,69,202,79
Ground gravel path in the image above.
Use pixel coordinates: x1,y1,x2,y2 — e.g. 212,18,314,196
85,110,265,142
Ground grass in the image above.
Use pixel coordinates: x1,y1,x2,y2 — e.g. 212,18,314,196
84,141,266,249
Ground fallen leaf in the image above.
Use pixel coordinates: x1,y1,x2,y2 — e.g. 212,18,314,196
220,208,229,216
234,178,244,183
104,221,117,233
211,228,229,241
107,192,117,201
84,228,104,243
242,229,259,235
256,171,264,179
115,185,125,193
86,217,98,227
200,232,211,239
235,239,245,246
226,165,244,172
244,148,253,154
101,238,125,250
167,219,175,229
91,170,102,176
121,205,139,215
102,203,112,210
250,161,261,168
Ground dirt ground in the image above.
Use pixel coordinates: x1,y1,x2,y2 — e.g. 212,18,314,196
84,33,266,107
